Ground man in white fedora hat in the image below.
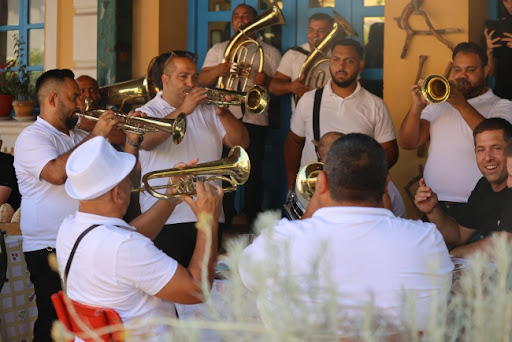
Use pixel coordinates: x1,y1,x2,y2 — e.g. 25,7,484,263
56,136,223,339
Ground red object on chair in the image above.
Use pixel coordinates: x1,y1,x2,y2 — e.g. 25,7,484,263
51,291,124,342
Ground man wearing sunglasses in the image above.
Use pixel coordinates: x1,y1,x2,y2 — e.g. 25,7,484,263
199,4,282,227
135,51,249,268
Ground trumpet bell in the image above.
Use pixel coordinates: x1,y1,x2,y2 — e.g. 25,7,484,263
137,145,251,199
421,74,450,104
100,76,159,112
284,162,323,220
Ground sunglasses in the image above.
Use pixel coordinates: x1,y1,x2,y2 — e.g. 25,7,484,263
170,50,198,61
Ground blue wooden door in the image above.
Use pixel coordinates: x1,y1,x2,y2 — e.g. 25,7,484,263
186,0,385,212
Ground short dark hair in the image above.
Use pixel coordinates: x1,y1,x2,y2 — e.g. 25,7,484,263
148,52,172,89
309,13,334,27
324,133,387,204
233,4,258,20
331,38,364,59
452,42,488,67
473,118,512,145
36,69,75,104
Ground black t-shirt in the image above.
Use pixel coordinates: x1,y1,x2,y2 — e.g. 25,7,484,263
0,152,21,210
457,177,510,237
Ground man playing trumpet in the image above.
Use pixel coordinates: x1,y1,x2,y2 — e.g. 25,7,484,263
135,51,249,267
399,42,512,222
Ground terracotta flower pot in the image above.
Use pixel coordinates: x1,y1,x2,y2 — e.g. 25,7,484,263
0,94,14,118
12,100,35,118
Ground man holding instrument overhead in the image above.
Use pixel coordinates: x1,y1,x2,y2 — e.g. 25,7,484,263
13,69,141,342
136,51,248,268
399,42,512,222
199,4,281,226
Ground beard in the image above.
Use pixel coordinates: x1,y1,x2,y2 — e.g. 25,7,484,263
462,82,485,99
330,70,358,88
65,115,79,130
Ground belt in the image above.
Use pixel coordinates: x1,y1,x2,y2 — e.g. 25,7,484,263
438,201,465,208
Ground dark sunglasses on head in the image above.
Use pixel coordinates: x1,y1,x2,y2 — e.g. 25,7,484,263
170,50,198,61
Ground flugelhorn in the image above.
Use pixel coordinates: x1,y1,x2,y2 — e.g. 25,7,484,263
420,74,468,104
205,85,269,115
294,11,356,104
78,99,187,144
134,145,251,199
284,162,323,220
217,5,286,91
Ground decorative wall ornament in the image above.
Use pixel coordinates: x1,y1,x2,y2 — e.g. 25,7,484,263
394,0,461,59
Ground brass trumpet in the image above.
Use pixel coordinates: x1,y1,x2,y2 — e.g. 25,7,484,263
205,85,269,115
78,99,187,144
420,74,468,104
134,145,251,199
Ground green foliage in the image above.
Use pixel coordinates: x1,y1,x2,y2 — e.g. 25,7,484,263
0,36,35,100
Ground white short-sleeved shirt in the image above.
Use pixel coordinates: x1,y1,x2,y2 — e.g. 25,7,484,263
277,43,331,111
291,81,396,168
137,92,226,224
56,212,178,340
421,89,512,202
239,206,453,334
14,117,88,252
201,39,281,126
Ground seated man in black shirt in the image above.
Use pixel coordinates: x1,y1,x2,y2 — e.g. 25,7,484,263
415,118,512,258
0,138,21,210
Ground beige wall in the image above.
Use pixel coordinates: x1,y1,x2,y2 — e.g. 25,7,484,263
57,1,75,69
132,0,188,78
53,1,188,78
384,0,488,218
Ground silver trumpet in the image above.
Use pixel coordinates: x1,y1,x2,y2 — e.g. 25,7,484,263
205,85,269,115
77,99,187,144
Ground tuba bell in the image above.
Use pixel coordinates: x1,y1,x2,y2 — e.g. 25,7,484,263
205,85,270,115
420,74,468,104
217,5,286,91
294,11,356,104
284,162,323,220
134,146,251,199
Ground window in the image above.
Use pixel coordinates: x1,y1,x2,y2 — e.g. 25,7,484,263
0,0,45,84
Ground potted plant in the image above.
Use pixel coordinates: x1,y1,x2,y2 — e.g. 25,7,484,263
0,58,17,119
9,36,35,118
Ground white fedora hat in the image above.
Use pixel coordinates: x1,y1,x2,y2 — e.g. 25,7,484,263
65,136,136,200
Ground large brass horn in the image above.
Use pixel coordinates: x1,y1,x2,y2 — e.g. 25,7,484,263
134,146,251,199
420,74,469,104
79,101,187,144
205,85,269,115
217,5,286,91
284,162,323,220
294,10,355,104
100,76,158,112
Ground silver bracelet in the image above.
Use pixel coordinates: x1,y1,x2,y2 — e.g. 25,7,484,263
126,135,144,147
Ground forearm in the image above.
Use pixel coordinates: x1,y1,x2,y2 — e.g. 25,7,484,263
451,231,512,258
269,77,292,96
453,102,486,131
40,132,99,184
426,206,465,247
399,103,427,149
487,52,497,77
283,132,304,189
187,223,219,290
198,67,220,87
130,199,177,240
219,109,249,148
381,140,399,169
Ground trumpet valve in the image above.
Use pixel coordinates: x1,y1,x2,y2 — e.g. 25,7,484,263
230,62,252,79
